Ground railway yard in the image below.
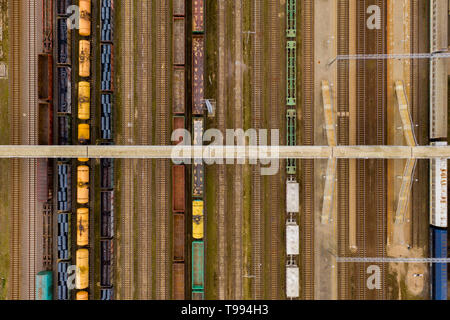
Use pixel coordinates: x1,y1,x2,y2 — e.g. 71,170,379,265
3,0,450,301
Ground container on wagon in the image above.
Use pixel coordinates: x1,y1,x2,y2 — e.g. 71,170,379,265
286,180,299,213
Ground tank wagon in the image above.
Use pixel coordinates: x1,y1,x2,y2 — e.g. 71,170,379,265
78,81,90,120
76,248,89,289
77,208,89,246
76,291,89,300
79,0,91,36
77,165,89,204
78,123,90,145
192,200,204,240
36,271,53,300
79,40,90,78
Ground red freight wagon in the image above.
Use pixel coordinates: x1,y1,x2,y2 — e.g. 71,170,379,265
173,17,185,65
173,66,185,114
38,102,53,146
38,54,53,101
172,165,186,212
172,116,185,145
173,213,185,261
192,36,204,115
192,0,204,33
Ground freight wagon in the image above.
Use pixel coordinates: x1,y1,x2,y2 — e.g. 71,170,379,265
77,208,89,246
101,158,114,189
76,248,89,289
57,261,69,300
172,116,185,145
101,288,114,300
192,163,204,198
431,227,447,300
101,94,113,140
101,44,113,91
173,213,185,261
192,241,204,291
78,81,90,120
192,291,204,300
173,18,185,65
172,165,186,212
172,263,185,300
77,165,89,204
57,0,71,16
101,0,114,42
57,18,70,65
173,0,185,16
37,159,51,202
78,123,90,145
57,66,71,113
57,163,71,212
101,191,114,238
39,103,53,145
57,213,71,260
76,291,89,300
192,0,204,33
58,115,71,145
36,271,53,300
79,0,91,36
173,67,185,114
192,200,204,240
101,239,113,287
192,36,205,115
79,40,90,77
430,142,447,228
38,54,53,101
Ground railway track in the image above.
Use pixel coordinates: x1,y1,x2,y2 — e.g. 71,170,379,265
10,0,21,300
337,0,350,300
216,0,227,300
268,0,280,300
136,0,152,300
120,0,134,300
250,0,263,300
232,0,244,300
356,0,387,300
301,0,314,300
26,0,38,300
155,0,170,300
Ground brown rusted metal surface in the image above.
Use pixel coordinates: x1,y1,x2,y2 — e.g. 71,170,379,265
38,54,53,101
173,66,185,114
192,35,204,115
173,0,185,16
173,18,185,65
172,165,186,212
173,213,185,261
192,0,204,32
172,262,185,299
172,116,185,145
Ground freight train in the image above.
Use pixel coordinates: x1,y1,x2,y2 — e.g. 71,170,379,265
191,0,205,300
429,142,448,300
36,271,53,300
171,0,187,301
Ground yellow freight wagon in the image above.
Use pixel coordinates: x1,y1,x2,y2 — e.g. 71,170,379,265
79,0,91,36
77,165,89,204
76,291,88,300
76,248,89,289
78,157,89,162
78,81,90,120
77,208,89,246
192,200,204,239
78,124,90,145
79,40,90,77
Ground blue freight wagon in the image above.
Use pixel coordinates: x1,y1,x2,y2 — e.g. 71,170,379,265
431,227,447,300
36,271,53,300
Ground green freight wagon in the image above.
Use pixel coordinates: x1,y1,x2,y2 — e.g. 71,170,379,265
192,241,204,291
192,290,204,300
36,271,53,300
